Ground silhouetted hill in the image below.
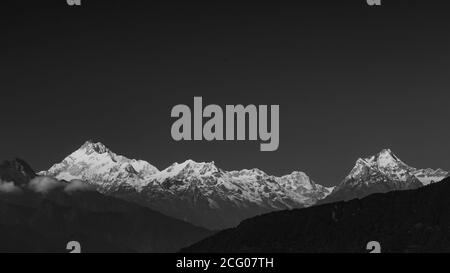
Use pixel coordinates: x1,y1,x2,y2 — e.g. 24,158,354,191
0,160,212,253
182,177,450,253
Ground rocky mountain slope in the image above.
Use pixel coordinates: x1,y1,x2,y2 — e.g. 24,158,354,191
183,177,450,253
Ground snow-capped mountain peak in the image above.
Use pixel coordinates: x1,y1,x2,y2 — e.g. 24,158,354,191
81,140,110,154
229,168,268,178
280,171,315,190
371,148,404,169
155,159,221,181
355,148,399,166
41,141,159,188
324,149,448,203
349,149,413,180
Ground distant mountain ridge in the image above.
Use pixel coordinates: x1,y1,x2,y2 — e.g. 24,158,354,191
40,141,448,230
40,141,333,229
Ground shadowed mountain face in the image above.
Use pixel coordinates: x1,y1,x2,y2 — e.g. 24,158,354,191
0,160,211,253
182,177,450,253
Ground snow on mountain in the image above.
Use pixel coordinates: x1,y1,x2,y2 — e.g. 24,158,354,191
41,141,159,191
41,141,333,229
412,168,449,186
323,149,448,203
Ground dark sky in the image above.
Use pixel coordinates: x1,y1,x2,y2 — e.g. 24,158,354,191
1,0,449,186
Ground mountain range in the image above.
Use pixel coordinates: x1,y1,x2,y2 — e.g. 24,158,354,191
0,141,448,252
40,141,448,230
40,141,333,229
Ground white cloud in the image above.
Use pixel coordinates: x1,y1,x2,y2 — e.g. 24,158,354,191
23,176,97,195
28,176,65,193
64,179,95,193
0,180,22,194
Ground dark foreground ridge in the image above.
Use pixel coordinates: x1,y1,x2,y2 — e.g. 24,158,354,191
182,177,450,253
0,160,211,253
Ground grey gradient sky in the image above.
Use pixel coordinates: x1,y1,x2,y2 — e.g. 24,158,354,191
0,0,449,186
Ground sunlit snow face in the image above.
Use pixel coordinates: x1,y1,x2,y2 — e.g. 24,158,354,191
340,149,448,190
